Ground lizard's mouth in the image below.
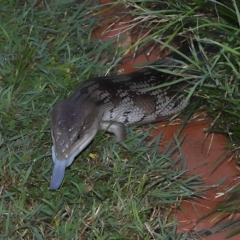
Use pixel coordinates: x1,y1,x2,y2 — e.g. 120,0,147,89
50,119,100,190
50,146,78,190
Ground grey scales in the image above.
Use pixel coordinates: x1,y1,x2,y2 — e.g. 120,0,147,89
50,41,219,190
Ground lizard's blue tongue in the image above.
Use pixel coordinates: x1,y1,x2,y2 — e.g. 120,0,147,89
50,159,67,190
50,146,77,190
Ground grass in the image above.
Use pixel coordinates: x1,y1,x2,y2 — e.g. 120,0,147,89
0,0,240,239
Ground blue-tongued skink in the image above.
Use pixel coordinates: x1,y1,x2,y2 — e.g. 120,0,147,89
50,41,218,190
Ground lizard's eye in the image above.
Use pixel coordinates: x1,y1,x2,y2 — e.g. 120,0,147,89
76,134,81,141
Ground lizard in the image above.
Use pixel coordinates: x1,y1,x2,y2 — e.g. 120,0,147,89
49,41,218,190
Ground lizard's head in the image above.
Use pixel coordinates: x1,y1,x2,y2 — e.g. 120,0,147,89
50,98,99,190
